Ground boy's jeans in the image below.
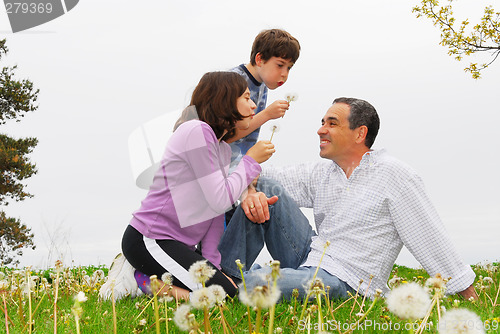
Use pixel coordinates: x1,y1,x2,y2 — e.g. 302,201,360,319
218,177,353,299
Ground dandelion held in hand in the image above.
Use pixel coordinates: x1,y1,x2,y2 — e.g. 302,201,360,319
269,124,280,142
285,93,298,103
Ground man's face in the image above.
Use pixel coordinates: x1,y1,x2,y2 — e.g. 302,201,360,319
317,103,358,161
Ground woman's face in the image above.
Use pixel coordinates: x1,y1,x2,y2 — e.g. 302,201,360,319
235,88,256,130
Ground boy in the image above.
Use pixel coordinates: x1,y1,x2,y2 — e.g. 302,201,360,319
227,29,301,167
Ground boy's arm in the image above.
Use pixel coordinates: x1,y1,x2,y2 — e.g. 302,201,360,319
226,100,289,143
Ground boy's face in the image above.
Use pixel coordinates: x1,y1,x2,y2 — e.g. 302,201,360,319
255,55,294,90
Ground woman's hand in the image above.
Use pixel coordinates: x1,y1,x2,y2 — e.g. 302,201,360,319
246,140,275,163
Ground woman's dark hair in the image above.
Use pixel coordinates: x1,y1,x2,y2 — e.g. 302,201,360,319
174,72,248,140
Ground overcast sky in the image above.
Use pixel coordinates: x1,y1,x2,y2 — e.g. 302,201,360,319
1,0,499,269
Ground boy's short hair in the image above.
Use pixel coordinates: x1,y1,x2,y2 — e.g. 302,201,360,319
250,29,300,65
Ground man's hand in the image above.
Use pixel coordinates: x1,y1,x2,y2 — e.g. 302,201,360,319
458,284,478,301
241,191,278,223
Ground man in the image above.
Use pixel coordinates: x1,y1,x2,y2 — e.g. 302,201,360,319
218,97,477,300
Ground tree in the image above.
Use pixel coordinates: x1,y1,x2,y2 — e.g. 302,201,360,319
0,39,38,265
413,0,500,79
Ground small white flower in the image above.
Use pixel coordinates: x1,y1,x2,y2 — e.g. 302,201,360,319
438,308,485,334
188,260,215,284
173,304,194,331
208,284,227,304
285,93,298,103
139,318,147,326
386,282,431,320
75,291,88,303
190,287,216,309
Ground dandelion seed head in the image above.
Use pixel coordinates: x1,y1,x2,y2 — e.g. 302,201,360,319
190,287,216,309
0,280,9,290
208,284,227,303
235,259,243,269
269,124,281,134
75,291,88,303
173,304,193,331
188,260,215,284
483,277,493,285
161,272,173,286
93,270,105,280
285,93,298,102
438,308,485,334
386,282,431,319
239,284,280,309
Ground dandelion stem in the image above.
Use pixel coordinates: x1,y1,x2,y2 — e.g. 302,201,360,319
27,272,32,334
415,296,437,334
255,307,262,334
2,293,9,334
236,261,253,334
341,296,379,334
493,279,500,310
53,269,60,334
165,299,169,334
111,281,117,334
270,127,277,142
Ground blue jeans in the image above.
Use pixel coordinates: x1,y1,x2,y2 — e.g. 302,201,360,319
218,178,353,300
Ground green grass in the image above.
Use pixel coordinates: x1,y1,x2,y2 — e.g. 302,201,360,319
0,263,499,333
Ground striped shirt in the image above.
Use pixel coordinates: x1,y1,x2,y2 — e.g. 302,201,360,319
229,64,268,168
262,149,475,296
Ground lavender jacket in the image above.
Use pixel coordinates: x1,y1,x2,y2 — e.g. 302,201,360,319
130,120,261,268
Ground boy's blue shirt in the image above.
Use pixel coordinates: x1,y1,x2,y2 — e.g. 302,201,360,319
229,64,268,169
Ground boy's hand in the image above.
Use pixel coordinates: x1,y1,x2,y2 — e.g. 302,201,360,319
242,191,279,223
264,100,289,119
246,140,275,163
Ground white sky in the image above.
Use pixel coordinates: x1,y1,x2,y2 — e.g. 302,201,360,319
1,0,499,269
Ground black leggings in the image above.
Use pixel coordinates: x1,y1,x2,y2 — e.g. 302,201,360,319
121,225,237,297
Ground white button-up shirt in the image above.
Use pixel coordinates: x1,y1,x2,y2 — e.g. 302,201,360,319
262,149,475,297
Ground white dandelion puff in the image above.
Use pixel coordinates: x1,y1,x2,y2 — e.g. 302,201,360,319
188,260,215,285
239,284,281,309
285,93,298,103
208,284,227,304
386,282,431,320
190,287,216,309
438,308,485,334
0,280,9,290
161,272,173,286
173,304,194,331
269,124,280,141
483,277,493,285
75,291,88,303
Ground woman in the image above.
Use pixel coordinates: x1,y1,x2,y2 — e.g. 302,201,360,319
121,72,275,299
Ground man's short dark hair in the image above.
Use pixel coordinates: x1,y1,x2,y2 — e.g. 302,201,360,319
333,97,380,148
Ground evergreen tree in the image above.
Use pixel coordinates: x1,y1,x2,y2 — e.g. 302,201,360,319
0,39,38,265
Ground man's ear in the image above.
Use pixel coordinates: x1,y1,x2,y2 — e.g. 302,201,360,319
356,125,368,145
